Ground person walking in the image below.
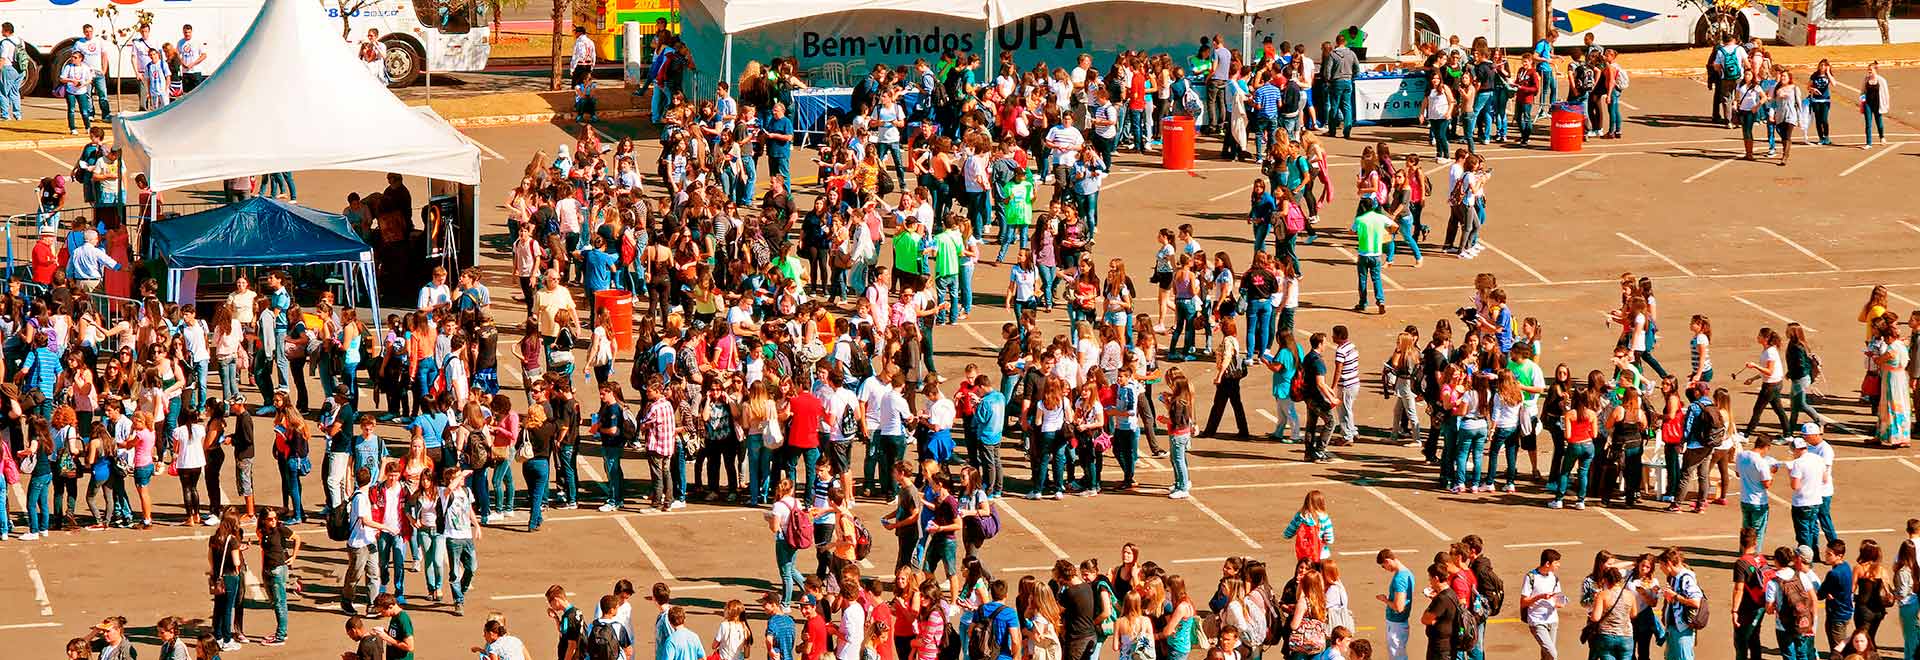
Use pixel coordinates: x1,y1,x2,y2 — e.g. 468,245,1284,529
1521,549,1565,660
1861,63,1890,149
1301,332,1336,464
258,505,300,646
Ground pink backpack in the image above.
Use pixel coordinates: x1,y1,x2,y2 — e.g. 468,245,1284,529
1282,200,1308,235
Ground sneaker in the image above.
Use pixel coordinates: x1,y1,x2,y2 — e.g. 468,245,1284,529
1048,492,1064,500
1024,491,1041,500
454,603,466,616
597,503,618,512
1546,500,1563,509
669,500,687,510
18,532,37,540
260,637,286,647
220,641,242,652
202,515,218,526
1503,484,1516,493
1573,500,1587,510
1167,490,1189,500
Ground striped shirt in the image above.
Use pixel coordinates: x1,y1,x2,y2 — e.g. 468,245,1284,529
1334,341,1360,388
1253,83,1283,119
1691,333,1712,376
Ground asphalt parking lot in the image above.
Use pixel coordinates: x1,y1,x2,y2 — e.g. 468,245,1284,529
1,67,1919,658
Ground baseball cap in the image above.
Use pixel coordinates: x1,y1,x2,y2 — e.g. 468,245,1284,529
1796,545,1816,564
1801,422,1823,437
1791,437,1809,450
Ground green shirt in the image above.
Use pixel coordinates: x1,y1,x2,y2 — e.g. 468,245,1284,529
1510,358,1544,404
1351,211,1392,256
892,231,924,275
1186,56,1212,77
933,229,964,277
777,255,805,281
385,611,415,660
1002,179,1034,227
1342,28,1367,48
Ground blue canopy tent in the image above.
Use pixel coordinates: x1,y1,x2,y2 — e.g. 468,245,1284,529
146,197,382,332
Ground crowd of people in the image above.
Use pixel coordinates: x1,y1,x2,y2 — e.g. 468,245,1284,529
3,16,1915,660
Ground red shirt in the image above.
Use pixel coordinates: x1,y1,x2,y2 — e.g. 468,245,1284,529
30,240,57,285
787,392,824,449
803,614,831,660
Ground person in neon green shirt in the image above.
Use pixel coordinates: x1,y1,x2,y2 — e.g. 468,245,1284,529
777,241,807,286
933,218,965,324
994,168,1035,263
1351,206,1391,313
891,222,928,289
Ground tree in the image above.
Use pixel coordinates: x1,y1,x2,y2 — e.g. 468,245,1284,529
93,5,155,114
548,0,595,90
1872,0,1893,44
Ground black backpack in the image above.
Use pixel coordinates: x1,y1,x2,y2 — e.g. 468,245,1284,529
326,493,353,542
1452,590,1481,650
968,603,1005,660
1687,401,1722,446
1279,82,1302,116
836,403,861,442
1472,557,1506,617
585,620,624,660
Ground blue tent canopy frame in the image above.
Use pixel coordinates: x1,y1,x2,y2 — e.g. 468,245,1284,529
146,197,382,334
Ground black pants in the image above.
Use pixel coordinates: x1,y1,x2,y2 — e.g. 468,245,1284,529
205,448,226,514
1203,377,1248,436
1744,381,1789,437
570,64,592,87
1304,401,1334,461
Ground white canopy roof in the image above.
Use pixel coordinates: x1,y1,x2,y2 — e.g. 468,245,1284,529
114,0,481,193
989,0,1251,27
698,0,990,34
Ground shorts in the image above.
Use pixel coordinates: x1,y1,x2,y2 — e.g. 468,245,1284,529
236,458,255,496
826,441,852,475
1151,270,1172,289
133,464,155,487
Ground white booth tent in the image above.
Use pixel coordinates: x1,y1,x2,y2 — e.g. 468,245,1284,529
112,0,482,194
701,0,992,79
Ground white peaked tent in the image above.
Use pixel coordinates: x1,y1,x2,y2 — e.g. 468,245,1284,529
113,0,482,192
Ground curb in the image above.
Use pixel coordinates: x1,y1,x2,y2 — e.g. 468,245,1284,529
0,136,90,150
1623,57,1920,77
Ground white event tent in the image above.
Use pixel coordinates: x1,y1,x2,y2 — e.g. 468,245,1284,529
112,0,482,193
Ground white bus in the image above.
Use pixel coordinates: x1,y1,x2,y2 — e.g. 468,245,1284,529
1412,0,1783,49
1777,0,1920,45
6,0,491,93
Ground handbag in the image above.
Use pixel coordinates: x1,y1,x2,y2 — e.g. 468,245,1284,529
1861,371,1881,398
1285,618,1327,655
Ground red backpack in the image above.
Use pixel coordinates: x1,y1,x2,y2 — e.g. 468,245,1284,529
1293,514,1325,562
782,499,815,550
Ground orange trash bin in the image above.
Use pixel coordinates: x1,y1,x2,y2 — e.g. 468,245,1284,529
1160,116,1195,170
1549,103,1585,152
593,289,635,353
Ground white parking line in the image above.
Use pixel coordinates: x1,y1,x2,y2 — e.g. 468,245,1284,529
1103,172,1157,192
1530,154,1609,188
1901,221,1920,236
962,323,997,349
1505,541,1581,549
1616,232,1697,277
1478,242,1552,284
1331,246,1403,289
1362,486,1449,541
462,135,507,161
1190,479,1337,492
1682,158,1733,184
1899,458,1920,475
1840,142,1908,177
0,622,63,630
1757,227,1840,271
993,499,1069,559
1731,295,1818,332
34,150,67,167
1338,548,1418,557
614,515,676,581
23,549,53,616
1207,181,1256,202
1182,493,1262,549
1595,508,1639,532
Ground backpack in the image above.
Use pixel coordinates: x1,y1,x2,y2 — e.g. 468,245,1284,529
585,620,624,660
615,405,639,444
967,603,1006,660
846,342,873,380
5,39,26,74
1682,582,1709,631
1472,557,1506,618
1778,575,1814,636
1738,553,1776,607
1286,617,1327,655
1292,515,1325,563
835,401,861,441
1613,65,1630,90
1718,47,1744,81
782,500,815,550
850,517,873,561
326,493,353,541
1687,402,1723,446
1279,83,1302,116
1452,590,1482,650
1180,82,1203,117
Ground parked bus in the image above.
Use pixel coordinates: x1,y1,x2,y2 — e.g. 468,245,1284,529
6,0,491,93
1777,0,1920,45
1412,0,1782,49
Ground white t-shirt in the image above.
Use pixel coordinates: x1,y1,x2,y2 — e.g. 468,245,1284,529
486,635,531,660
1521,569,1562,625
1735,451,1777,506
836,602,866,660
1786,453,1827,507
1761,346,1785,383
927,398,956,431
1046,124,1084,167
827,387,861,444
1804,441,1835,497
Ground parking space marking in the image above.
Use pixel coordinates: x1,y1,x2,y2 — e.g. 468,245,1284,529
1900,221,1920,236
614,515,676,581
34,150,66,168
962,323,996,349
1332,246,1403,289
1478,241,1552,284
1757,227,1840,271
993,499,1069,559
1595,508,1638,532
1616,232,1697,277
1887,290,1920,309
1206,181,1255,202
1361,486,1449,541
1840,142,1908,177
1682,158,1732,184
1180,493,1262,549
0,622,62,630
1339,548,1417,557
22,549,53,616
1899,458,1920,475
1531,154,1609,189
1506,541,1580,549
1103,172,1157,192
1731,295,1819,332
1190,479,1337,492
1169,556,1232,565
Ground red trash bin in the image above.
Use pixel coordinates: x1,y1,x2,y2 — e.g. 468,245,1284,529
593,289,635,353
1160,116,1195,170
1549,103,1585,152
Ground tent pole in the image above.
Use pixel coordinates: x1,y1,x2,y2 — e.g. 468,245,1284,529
723,33,734,89
1241,13,1252,61
984,26,994,71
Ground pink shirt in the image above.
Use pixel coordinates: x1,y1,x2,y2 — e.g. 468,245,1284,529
133,429,156,467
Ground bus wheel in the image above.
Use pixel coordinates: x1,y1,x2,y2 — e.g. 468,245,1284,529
382,37,423,88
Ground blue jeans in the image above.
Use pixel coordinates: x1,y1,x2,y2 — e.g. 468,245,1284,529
747,438,771,504
1607,89,1623,135
1791,505,1820,556
1246,300,1274,358
601,449,624,506
995,226,1028,262
1866,110,1886,144
268,564,291,637
1271,395,1300,443
1037,265,1058,308
936,274,960,324
1742,502,1769,544
1899,599,1920,660
965,190,991,238
650,85,671,124
489,460,515,514
875,141,906,184
1171,298,1200,357
1387,214,1421,263
1485,426,1519,488
26,473,52,533
218,357,240,402
769,152,791,183
0,484,9,536
65,92,94,131
414,530,443,593
90,75,110,116
1252,222,1273,255
1593,633,1633,660
959,263,975,315
445,537,477,604
775,540,806,604
377,534,407,600
1355,255,1385,306
1327,79,1354,137
556,442,579,505
279,459,304,522
737,154,759,204
0,67,22,120
1552,442,1594,502
265,172,297,199
1451,425,1488,489
1517,102,1538,142
1170,433,1192,492
1817,495,1838,545
1125,108,1150,151
1775,629,1814,660
523,458,550,530
1030,430,1063,495
781,445,821,495
214,573,243,642
1428,119,1450,158
1664,628,1694,660
1469,91,1495,145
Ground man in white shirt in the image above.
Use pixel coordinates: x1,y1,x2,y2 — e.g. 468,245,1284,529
128,24,164,110
1785,438,1829,557
569,25,596,86
825,376,861,489
1044,120,1084,187
1799,423,1840,549
873,89,906,186
76,23,110,116
0,22,24,121
177,24,209,92
1764,545,1819,659
340,467,387,615
866,370,910,498
1735,439,1780,544
1520,549,1564,660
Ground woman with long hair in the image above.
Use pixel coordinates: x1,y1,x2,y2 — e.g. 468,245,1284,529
270,401,309,524
1486,369,1525,492
1873,320,1912,448
1783,323,1839,433
1020,575,1064,660
1113,590,1156,660
207,510,248,649
1550,388,1600,510
1287,568,1329,660
1158,575,1198,660
1283,490,1334,562
1740,327,1790,437
1202,319,1249,439
1161,369,1195,499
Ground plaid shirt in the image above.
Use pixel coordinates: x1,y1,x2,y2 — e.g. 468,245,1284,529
643,398,677,456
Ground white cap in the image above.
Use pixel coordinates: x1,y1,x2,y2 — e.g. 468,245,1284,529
1801,422,1823,437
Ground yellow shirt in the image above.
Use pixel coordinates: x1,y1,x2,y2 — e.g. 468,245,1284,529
533,286,575,337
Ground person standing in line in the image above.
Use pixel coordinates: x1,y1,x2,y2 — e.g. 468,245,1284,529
1815,540,1855,659
1800,424,1840,549
1300,332,1336,463
1421,562,1464,660
443,465,482,617
1656,548,1704,660
0,22,24,121
764,102,796,184
258,505,300,646
75,23,109,117
176,24,208,92
1324,38,1359,140
1785,437,1830,556
1521,549,1565,660
1331,325,1361,447
1375,549,1415,660
1767,546,1819,660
